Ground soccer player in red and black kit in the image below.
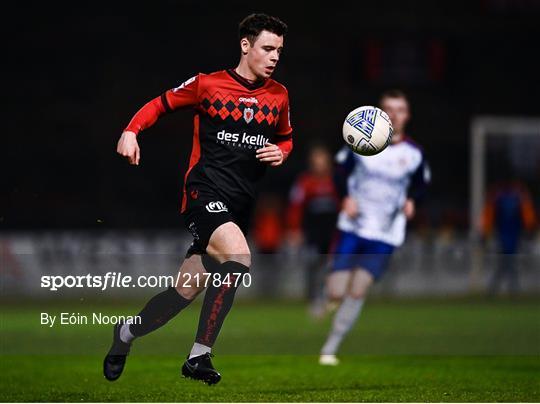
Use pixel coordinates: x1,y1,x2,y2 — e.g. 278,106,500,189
103,14,292,385
287,146,340,315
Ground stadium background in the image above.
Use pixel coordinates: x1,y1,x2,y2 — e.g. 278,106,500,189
4,0,539,230
1,1,539,402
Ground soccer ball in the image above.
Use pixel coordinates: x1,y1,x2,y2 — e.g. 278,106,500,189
342,106,393,156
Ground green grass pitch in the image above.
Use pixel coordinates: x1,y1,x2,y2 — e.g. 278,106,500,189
1,298,539,402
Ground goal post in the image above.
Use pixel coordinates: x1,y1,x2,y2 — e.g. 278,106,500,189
469,116,540,292
469,116,540,238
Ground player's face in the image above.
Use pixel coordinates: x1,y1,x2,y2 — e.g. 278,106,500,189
381,97,410,136
243,30,284,79
309,149,332,176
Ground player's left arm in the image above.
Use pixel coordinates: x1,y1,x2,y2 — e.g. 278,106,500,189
405,156,431,219
334,147,359,218
256,91,293,166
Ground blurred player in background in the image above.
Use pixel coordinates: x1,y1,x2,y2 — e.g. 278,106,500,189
252,192,285,298
319,90,430,365
286,145,339,315
481,178,536,296
104,13,292,385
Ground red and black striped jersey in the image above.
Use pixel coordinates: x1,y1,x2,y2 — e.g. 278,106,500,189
125,69,293,211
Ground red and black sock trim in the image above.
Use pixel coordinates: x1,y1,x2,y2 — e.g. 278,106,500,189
195,261,249,347
130,287,192,337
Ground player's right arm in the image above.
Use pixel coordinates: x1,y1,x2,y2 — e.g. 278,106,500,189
117,75,200,165
404,155,431,220
334,147,358,218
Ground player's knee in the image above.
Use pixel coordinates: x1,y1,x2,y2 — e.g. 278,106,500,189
207,223,251,267
349,282,371,299
348,289,368,299
222,250,251,268
175,284,202,300
327,288,346,302
208,240,251,267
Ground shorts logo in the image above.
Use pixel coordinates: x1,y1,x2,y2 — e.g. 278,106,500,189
190,189,199,199
243,108,254,124
188,222,199,240
206,201,228,213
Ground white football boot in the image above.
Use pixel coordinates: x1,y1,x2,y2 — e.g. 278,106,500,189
319,354,340,366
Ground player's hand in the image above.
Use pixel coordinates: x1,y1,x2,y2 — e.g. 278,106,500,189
342,196,359,218
256,143,284,166
117,131,140,165
403,198,415,220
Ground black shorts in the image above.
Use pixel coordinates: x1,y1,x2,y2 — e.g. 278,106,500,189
183,183,252,256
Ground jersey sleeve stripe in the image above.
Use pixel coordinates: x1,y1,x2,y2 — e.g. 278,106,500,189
161,93,173,113
276,128,293,136
275,133,292,141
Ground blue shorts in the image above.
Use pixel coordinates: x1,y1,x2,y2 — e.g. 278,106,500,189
331,231,394,280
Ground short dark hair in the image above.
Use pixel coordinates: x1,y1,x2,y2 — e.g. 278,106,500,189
238,13,288,45
379,89,409,105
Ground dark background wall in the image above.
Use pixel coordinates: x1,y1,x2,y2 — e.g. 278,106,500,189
3,0,539,230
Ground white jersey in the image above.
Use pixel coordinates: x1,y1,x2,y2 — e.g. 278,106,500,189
335,138,430,246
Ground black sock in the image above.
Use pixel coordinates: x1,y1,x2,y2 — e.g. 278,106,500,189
195,261,249,347
130,286,192,337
